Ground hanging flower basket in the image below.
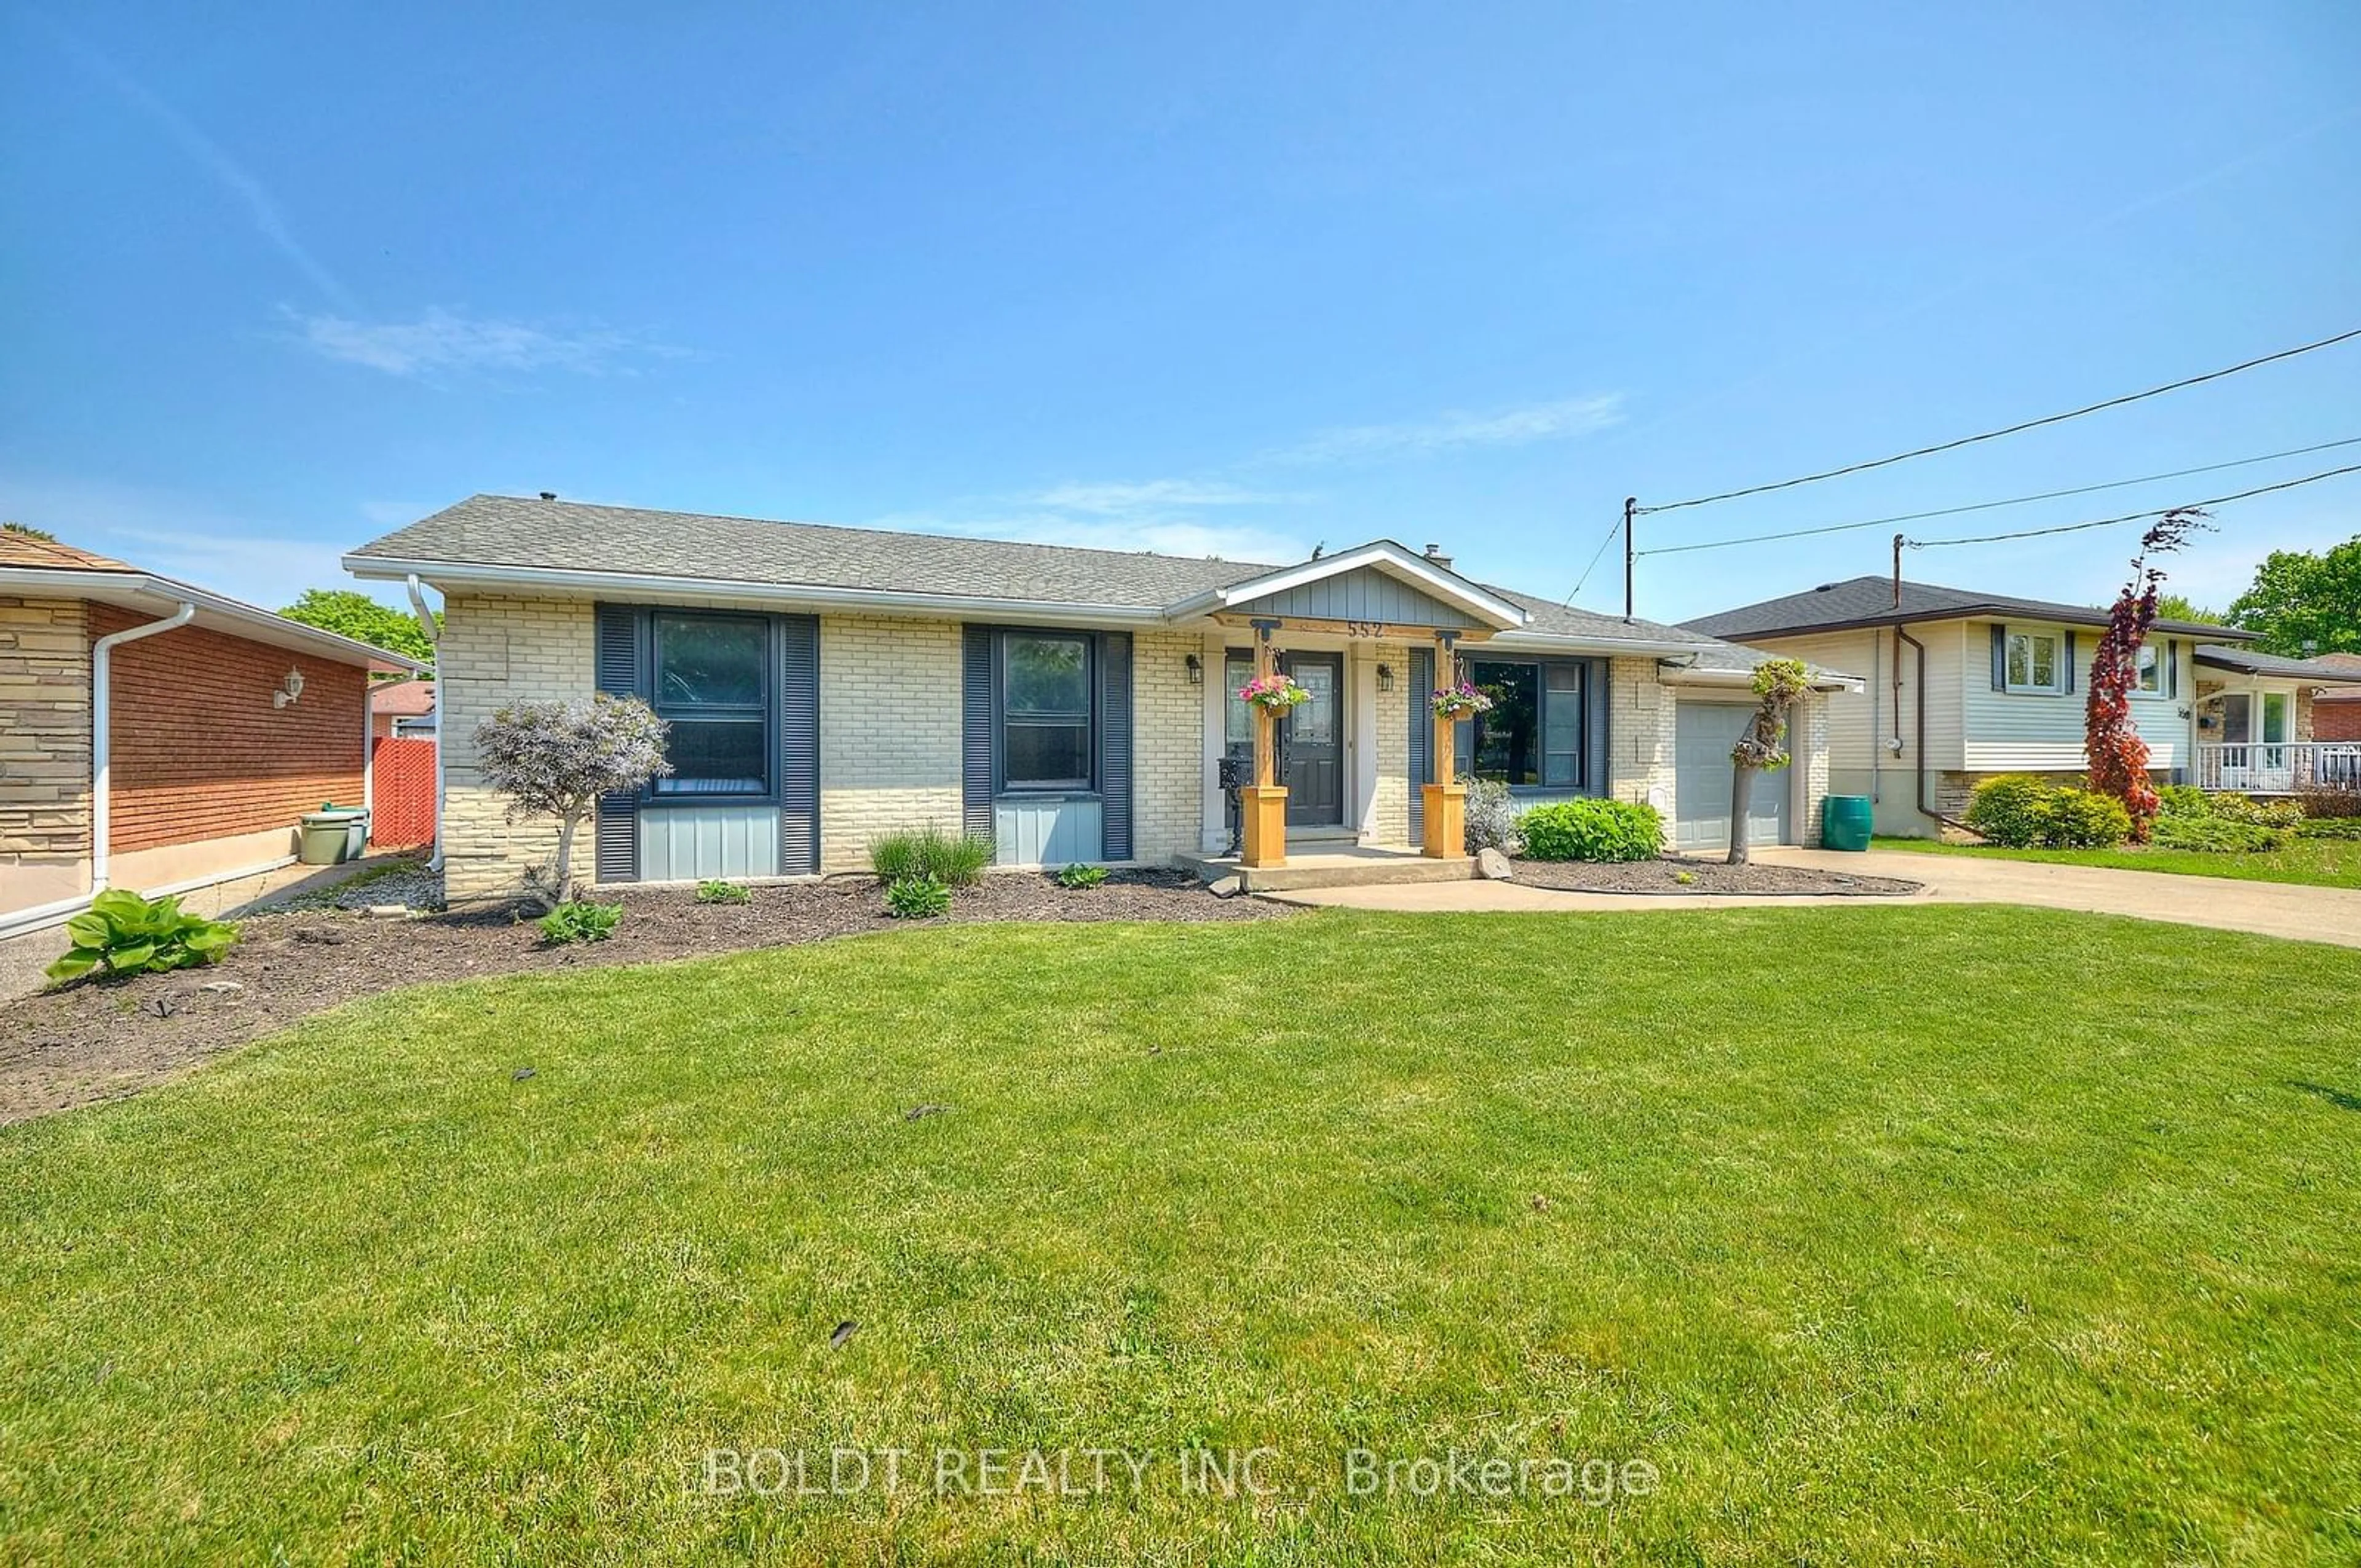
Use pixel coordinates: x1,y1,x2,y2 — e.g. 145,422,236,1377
1431,681,1494,720
1238,672,1312,715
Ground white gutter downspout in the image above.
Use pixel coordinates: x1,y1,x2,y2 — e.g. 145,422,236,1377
92,601,197,894
406,575,445,871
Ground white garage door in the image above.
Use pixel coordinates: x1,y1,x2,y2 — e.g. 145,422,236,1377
1675,702,1790,851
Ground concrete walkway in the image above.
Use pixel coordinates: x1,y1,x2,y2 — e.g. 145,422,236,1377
1265,846,2361,948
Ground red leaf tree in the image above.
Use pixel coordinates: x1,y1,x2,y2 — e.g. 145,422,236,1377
2086,508,2205,843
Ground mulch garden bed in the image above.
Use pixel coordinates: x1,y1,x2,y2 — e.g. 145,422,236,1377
1509,856,1924,897
0,869,1283,1127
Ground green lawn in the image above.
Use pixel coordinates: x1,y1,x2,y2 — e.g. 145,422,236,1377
6,909,2360,1564
1874,831,2361,889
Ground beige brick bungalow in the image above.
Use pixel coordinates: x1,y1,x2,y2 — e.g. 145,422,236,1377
345,495,1855,900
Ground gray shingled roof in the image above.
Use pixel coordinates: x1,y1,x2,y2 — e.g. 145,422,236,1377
350,494,1795,666
351,494,1273,609
2194,644,2361,682
1683,575,2248,642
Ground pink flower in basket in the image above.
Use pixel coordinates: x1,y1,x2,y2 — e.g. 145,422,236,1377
1238,672,1311,714
1431,681,1493,719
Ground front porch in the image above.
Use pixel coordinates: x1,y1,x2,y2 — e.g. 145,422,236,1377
2193,741,2361,795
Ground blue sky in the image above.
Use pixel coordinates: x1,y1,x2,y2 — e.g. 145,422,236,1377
4,2,2356,624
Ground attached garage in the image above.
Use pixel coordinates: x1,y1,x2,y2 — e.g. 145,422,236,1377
1674,700,1790,851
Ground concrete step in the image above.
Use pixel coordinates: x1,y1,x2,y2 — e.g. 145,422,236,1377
1174,851,1478,892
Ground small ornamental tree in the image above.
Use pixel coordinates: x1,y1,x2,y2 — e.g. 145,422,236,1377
1727,658,1811,866
474,696,671,908
2085,508,2204,843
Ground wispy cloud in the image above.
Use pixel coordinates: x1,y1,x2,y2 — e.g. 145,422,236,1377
1028,479,1291,514
1268,393,1625,466
287,307,676,379
41,18,355,309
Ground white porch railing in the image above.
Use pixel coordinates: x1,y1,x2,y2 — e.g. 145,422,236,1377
2194,741,2361,794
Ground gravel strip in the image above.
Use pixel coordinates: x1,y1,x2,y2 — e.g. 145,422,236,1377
1509,856,1923,897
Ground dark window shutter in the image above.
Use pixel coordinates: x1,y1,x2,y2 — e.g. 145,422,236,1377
1990,624,2007,690
962,625,995,838
778,615,820,873
593,604,644,883
1407,646,1433,841
1097,632,1133,860
2167,638,2180,698
2065,631,2077,693
1586,658,1612,797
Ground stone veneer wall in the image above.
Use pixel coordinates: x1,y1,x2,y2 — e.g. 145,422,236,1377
439,594,597,901
0,597,93,910
1365,640,1412,845
1797,691,1832,845
1129,629,1204,864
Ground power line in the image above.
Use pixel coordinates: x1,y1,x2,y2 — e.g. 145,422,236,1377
1635,325,2361,516
1635,433,2361,558
1905,463,2361,550
1564,511,1626,602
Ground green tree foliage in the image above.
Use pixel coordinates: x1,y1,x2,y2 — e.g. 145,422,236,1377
278,588,440,666
2226,537,2361,656
2,521,58,543
2152,593,2223,625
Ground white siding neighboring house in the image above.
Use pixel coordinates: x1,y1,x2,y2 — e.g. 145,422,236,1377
344,495,1859,900
1686,577,2361,836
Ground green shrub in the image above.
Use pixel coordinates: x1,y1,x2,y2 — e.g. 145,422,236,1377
46,889,240,983
1964,775,2133,849
2154,783,2212,819
1518,799,1663,862
537,901,623,944
2299,816,2361,840
695,878,752,905
2046,789,2133,849
884,875,952,918
2209,794,2303,832
870,826,993,888
1963,774,2059,848
2152,813,2284,853
1056,862,1109,889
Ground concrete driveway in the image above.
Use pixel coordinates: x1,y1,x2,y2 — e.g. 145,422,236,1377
1267,846,2361,949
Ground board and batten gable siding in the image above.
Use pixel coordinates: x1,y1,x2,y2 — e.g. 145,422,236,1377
1961,617,2186,771
1228,567,1485,629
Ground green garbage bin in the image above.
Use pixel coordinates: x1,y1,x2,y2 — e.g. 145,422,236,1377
299,806,368,865
1822,795,1873,853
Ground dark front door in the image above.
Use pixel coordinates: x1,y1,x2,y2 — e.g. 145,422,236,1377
1279,653,1344,826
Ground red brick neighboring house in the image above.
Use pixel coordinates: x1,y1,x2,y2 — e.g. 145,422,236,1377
1,531,420,965
2313,653,2361,743
369,676,437,737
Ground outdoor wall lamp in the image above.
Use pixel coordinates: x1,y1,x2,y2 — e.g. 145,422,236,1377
1376,663,1394,693
1184,653,1203,685
273,668,306,708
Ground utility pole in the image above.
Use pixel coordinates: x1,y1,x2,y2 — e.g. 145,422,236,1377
1892,532,1905,607
1622,497,1638,622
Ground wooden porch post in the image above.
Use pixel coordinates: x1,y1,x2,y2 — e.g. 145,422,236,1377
1239,620,1288,867
1422,631,1466,858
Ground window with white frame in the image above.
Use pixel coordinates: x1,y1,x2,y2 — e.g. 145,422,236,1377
2136,644,2162,694
2004,628,2062,694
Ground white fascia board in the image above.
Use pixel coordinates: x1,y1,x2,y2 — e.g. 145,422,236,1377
1482,629,1721,657
1169,540,1530,628
343,554,1172,626
1655,663,1864,693
0,568,424,672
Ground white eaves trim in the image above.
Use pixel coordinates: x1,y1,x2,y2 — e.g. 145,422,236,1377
0,567,425,672
346,554,1175,626
1654,661,1864,694
1162,540,1530,629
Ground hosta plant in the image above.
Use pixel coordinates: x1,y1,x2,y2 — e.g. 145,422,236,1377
884,875,952,919
1056,862,1109,889
46,890,240,983
537,900,623,945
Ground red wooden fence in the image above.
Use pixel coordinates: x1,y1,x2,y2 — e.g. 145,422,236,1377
370,737,438,849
